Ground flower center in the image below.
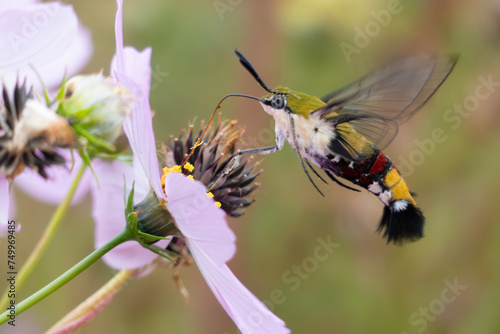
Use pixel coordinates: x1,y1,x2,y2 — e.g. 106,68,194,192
161,163,221,208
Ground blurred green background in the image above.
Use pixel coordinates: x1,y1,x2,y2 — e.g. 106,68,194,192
4,0,500,333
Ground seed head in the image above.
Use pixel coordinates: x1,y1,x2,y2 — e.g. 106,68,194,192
163,120,261,217
0,80,74,179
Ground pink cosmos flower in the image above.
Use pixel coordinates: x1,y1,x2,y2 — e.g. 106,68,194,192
0,177,14,231
0,0,93,234
90,1,290,332
0,0,93,92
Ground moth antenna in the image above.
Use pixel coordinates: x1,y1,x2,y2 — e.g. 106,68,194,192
235,49,273,93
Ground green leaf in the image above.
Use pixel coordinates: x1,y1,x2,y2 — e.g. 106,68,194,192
125,181,135,217
78,147,98,184
74,125,116,153
70,106,96,121
126,212,138,231
136,230,170,243
56,71,68,101
138,241,175,263
28,64,52,105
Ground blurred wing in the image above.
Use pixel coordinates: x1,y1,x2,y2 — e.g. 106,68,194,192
315,54,457,160
319,55,458,121
328,114,399,162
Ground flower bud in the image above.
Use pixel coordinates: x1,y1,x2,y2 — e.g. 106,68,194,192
57,73,133,150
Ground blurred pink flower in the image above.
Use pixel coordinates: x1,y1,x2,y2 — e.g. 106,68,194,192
0,0,93,234
90,1,290,333
0,177,13,232
14,152,92,205
0,0,93,93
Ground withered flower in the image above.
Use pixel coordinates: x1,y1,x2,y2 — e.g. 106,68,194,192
0,81,74,180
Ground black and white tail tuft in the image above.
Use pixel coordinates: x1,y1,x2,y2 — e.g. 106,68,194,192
377,201,425,244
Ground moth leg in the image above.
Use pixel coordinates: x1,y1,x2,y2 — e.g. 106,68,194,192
324,170,360,192
304,159,329,185
288,115,326,197
209,144,280,190
296,151,325,197
209,124,286,189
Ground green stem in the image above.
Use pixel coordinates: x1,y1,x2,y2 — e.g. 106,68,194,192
0,229,133,325
0,163,87,310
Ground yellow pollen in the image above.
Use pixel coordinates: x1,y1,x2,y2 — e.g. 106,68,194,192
162,165,182,177
207,192,214,198
187,175,194,180
161,165,185,187
184,162,195,172
215,201,221,208
190,141,204,150
160,199,167,206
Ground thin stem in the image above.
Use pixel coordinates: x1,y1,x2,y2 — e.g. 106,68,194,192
0,229,134,325
0,163,87,310
46,269,134,333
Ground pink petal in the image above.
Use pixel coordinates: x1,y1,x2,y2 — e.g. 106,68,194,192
0,175,10,235
25,23,93,92
111,0,164,201
120,77,165,200
0,1,38,11
14,151,91,205
111,46,151,93
0,175,16,236
113,0,125,73
188,241,290,334
0,2,93,92
165,172,236,265
91,159,167,270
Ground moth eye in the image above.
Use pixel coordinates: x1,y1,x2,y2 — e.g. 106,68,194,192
271,94,286,110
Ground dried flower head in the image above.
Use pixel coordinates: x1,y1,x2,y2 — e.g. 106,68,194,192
0,81,74,179
163,119,261,217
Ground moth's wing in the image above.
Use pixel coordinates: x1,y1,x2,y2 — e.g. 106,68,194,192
319,55,458,122
323,112,399,162
314,55,457,161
